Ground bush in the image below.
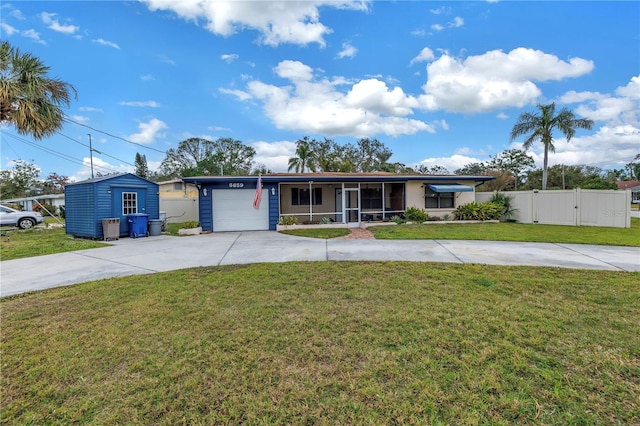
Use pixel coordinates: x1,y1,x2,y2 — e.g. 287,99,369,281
33,203,57,216
320,217,332,224
182,221,200,229
404,207,429,223
453,201,503,221
390,215,405,224
278,216,298,226
58,205,65,219
490,192,517,221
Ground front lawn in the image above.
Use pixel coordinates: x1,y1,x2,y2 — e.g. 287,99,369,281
0,226,107,260
2,262,638,424
280,227,351,239
369,217,640,247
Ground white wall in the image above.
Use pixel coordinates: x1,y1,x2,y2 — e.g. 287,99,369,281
159,198,199,223
476,189,631,228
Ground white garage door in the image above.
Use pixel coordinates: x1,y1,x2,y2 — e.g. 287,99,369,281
212,189,269,231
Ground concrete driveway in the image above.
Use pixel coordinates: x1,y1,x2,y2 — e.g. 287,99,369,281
1,231,638,297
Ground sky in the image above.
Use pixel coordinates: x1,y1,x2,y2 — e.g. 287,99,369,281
1,0,638,182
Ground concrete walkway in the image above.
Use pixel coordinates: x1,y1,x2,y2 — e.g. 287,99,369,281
1,231,638,297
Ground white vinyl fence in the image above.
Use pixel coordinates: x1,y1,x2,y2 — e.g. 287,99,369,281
159,198,199,223
476,189,632,228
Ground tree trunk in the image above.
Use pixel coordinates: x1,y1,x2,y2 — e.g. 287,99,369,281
542,144,549,190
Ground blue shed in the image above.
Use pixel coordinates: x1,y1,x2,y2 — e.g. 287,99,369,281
65,173,159,239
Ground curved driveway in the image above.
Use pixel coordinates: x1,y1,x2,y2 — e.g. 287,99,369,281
1,231,639,297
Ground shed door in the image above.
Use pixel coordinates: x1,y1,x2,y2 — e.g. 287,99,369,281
112,188,147,235
212,189,268,231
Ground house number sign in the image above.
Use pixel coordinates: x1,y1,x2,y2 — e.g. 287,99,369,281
228,182,245,188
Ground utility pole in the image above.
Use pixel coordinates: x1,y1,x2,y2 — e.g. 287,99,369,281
88,133,95,179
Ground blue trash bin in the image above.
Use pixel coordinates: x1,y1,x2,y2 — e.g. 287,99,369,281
127,213,149,238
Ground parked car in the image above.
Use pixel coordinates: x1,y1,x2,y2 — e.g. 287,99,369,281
0,205,44,229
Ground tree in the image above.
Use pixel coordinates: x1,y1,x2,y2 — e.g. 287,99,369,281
42,172,69,194
198,138,256,176
288,137,317,173
355,138,392,172
510,103,594,190
159,138,216,178
625,154,640,181
0,40,76,140
415,165,450,175
454,162,486,176
486,149,535,190
134,153,149,178
0,160,41,198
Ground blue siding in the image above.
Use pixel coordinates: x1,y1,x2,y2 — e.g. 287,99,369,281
199,186,213,232
65,174,159,239
267,183,279,230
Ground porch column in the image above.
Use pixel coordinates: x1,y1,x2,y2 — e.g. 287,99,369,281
382,182,386,219
309,181,313,222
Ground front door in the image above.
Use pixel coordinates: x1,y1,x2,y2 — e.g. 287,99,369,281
112,187,147,235
344,188,360,228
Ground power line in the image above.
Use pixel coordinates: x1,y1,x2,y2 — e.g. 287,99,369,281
63,117,167,154
1,132,120,175
56,132,136,167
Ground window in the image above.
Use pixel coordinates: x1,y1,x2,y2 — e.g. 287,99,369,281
122,192,138,215
361,188,382,209
291,187,322,205
173,182,182,191
425,188,454,208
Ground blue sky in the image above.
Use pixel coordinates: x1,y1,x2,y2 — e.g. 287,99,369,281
1,1,638,182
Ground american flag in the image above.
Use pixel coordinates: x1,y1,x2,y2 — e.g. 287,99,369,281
253,174,262,209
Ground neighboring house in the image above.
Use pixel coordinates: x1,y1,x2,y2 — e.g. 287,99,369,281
156,179,199,223
182,172,495,232
65,173,160,239
616,181,640,203
0,193,65,213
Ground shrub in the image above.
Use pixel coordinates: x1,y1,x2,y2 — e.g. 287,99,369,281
453,201,503,221
390,215,405,224
58,205,65,219
404,207,429,223
278,216,298,226
182,221,200,229
442,213,451,221
490,192,517,221
427,216,442,221
320,217,332,224
33,203,57,216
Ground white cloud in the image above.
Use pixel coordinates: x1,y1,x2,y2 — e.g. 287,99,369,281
221,53,239,63
70,115,89,123
431,24,444,32
251,140,297,172
410,47,435,65
119,101,161,108
23,29,45,44
141,74,155,81
417,154,484,172
93,38,120,49
419,48,594,113
224,59,436,137
497,112,508,120
208,125,231,132
142,0,369,47
128,118,168,144
159,55,176,66
79,106,103,112
41,12,79,35
337,42,357,59
1,22,18,36
431,16,463,32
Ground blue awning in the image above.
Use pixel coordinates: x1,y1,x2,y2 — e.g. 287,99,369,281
427,184,474,193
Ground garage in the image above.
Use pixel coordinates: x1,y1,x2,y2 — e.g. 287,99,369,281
212,189,269,231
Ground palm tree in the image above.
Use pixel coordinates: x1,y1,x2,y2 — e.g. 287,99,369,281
0,40,76,140
287,138,317,173
510,103,593,190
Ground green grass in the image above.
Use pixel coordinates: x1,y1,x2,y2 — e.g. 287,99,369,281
280,227,351,239
2,262,638,425
370,217,640,247
0,226,107,260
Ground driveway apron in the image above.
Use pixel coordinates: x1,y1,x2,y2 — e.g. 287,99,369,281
1,231,638,297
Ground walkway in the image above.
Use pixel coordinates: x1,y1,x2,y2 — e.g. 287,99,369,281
1,231,638,297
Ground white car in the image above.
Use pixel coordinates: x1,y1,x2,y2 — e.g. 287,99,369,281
0,205,45,229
